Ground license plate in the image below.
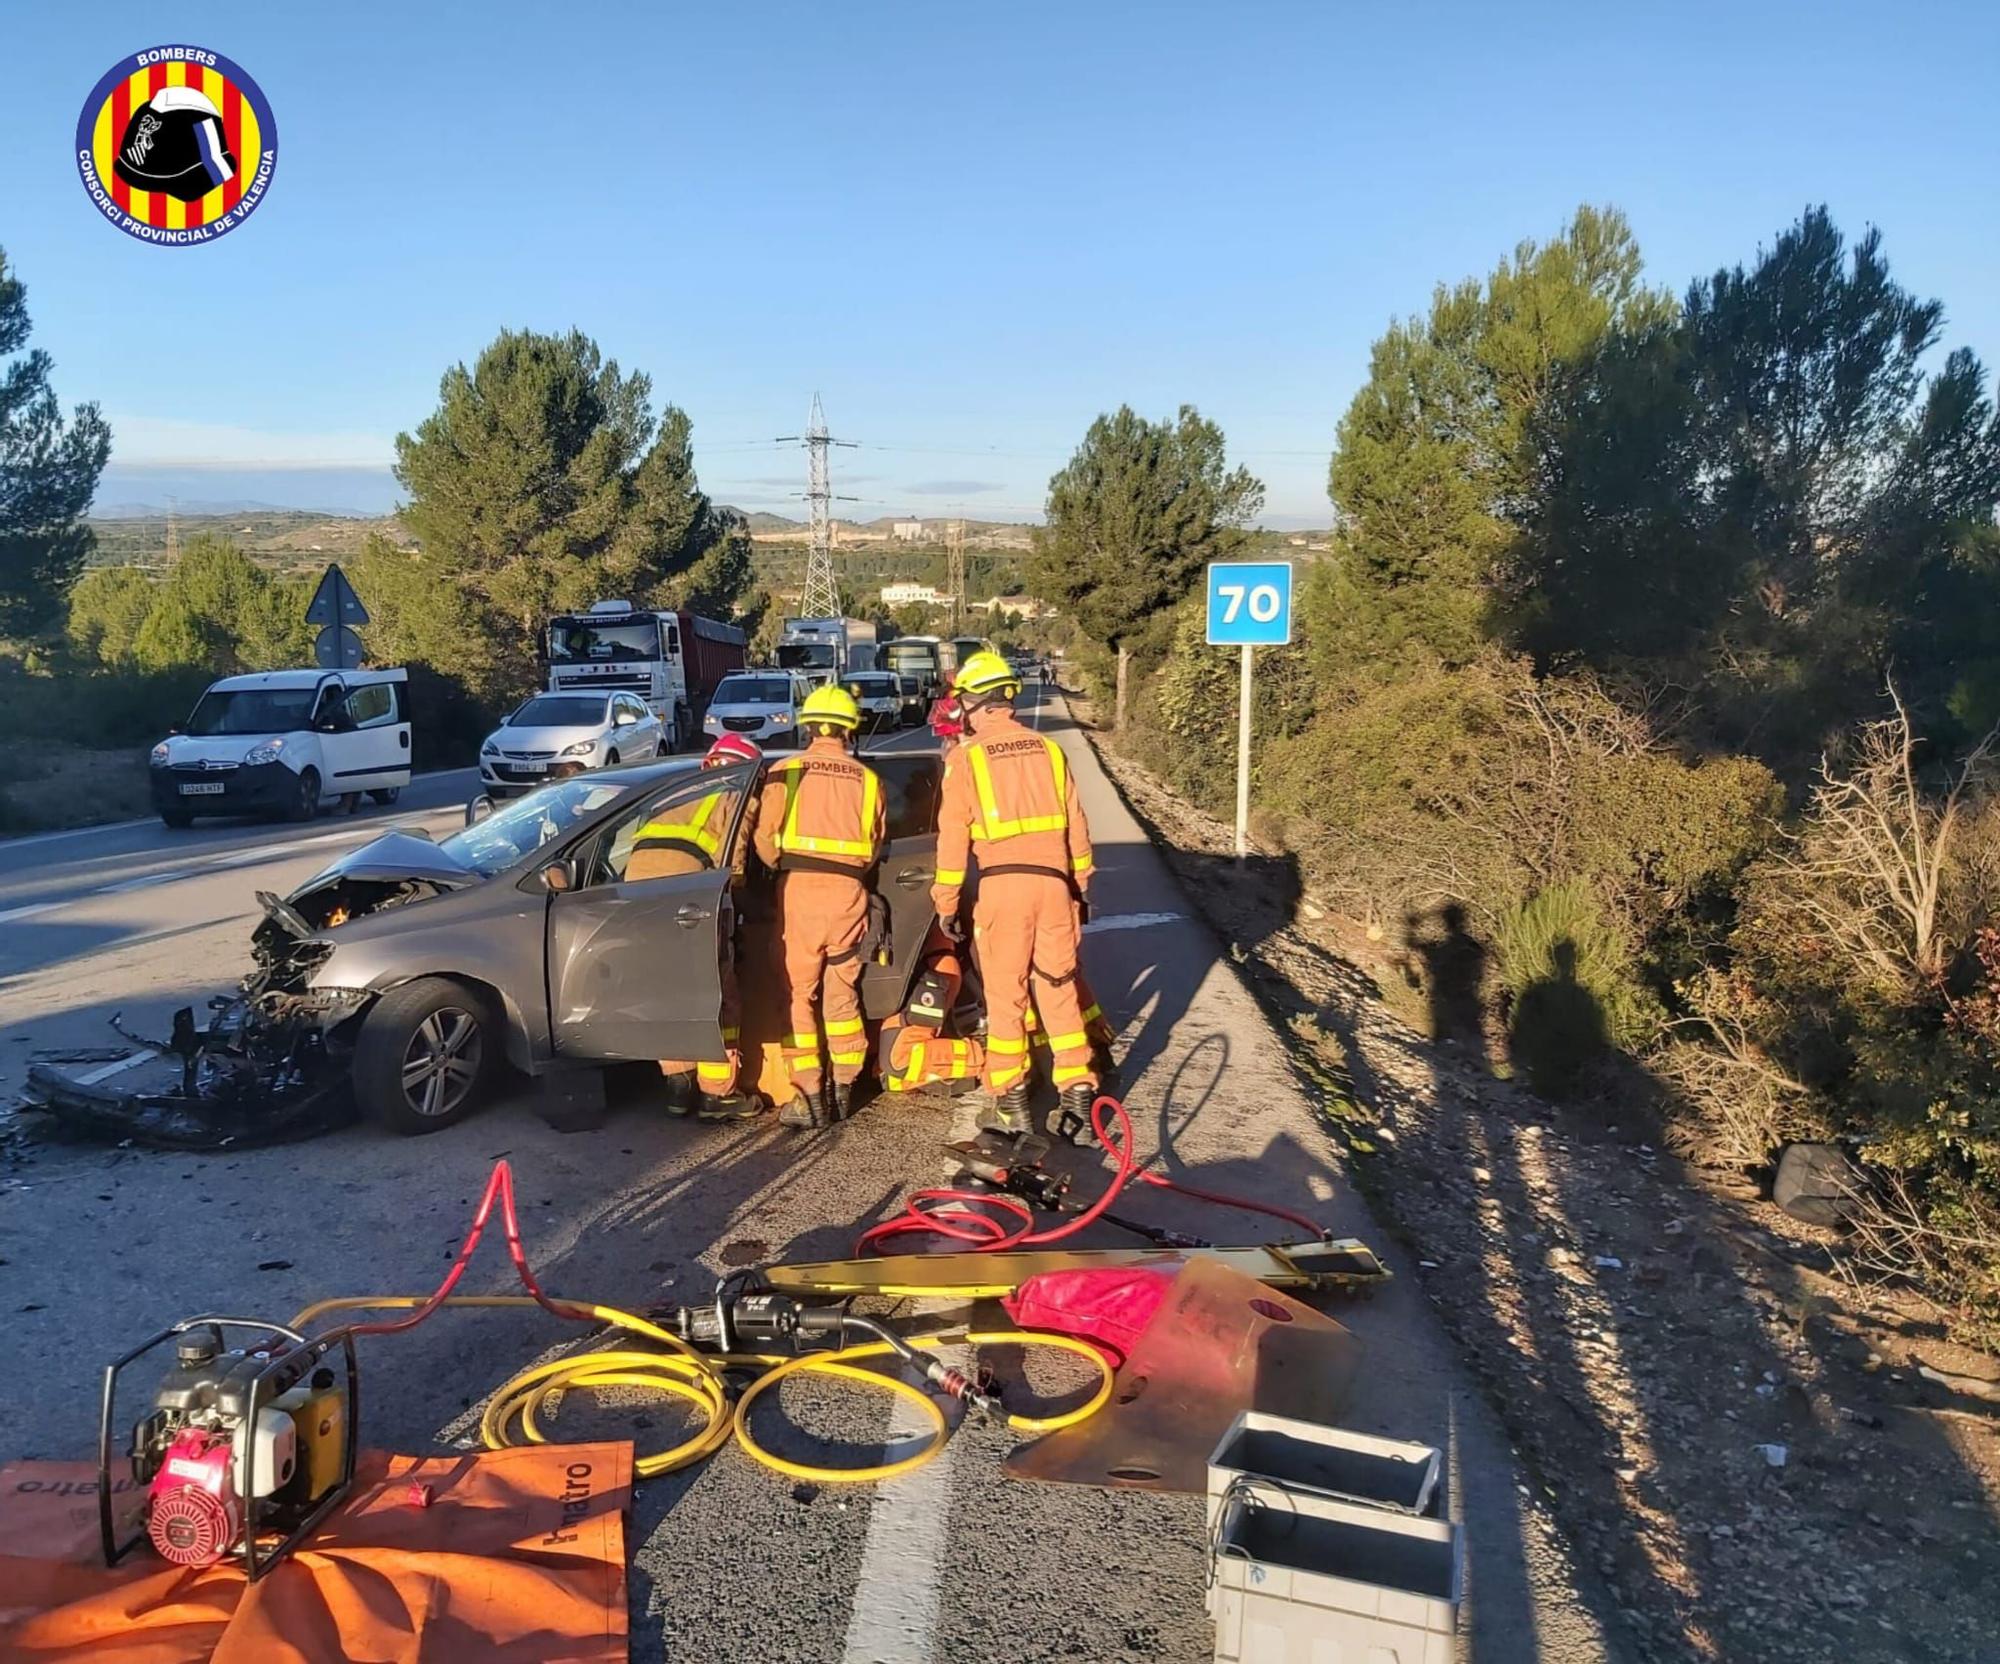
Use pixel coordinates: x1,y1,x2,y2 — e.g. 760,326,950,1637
178,782,226,796
514,760,547,774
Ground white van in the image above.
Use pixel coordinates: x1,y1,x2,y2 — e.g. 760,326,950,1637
149,668,413,828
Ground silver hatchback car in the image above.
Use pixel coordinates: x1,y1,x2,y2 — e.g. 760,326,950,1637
479,692,666,797
268,752,945,1133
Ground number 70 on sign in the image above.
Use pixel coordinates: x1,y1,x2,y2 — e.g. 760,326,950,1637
1205,561,1293,645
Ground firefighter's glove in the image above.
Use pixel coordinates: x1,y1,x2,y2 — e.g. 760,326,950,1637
938,913,967,946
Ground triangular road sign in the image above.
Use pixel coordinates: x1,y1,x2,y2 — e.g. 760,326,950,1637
305,563,370,628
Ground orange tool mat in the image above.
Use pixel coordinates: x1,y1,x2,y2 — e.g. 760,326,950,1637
0,1442,632,1663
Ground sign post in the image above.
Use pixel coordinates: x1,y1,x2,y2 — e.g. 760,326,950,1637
1205,561,1294,862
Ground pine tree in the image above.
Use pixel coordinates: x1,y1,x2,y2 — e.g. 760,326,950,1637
0,248,110,634
1029,405,1262,727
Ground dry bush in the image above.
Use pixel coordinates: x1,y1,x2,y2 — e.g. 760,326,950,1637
1835,1168,2000,1353
1762,682,2000,1000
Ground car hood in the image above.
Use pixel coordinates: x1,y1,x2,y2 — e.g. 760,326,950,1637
290,830,480,899
156,733,300,766
488,722,609,751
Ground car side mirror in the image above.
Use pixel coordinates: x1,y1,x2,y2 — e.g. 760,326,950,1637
540,860,576,893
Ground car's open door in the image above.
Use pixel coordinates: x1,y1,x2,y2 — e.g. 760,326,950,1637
544,767,751,1061
860,752,943,1018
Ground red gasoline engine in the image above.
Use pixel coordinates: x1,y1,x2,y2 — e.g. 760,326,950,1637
102,1317,358,1580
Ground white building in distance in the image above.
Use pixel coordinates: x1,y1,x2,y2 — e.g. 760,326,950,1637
890,520,927,542
881,582,949,607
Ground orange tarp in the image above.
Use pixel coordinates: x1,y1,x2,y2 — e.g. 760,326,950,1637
0,1443,631,1663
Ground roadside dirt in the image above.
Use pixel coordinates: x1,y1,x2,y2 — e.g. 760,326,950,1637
1076,701,2000,1664
0,741,149,832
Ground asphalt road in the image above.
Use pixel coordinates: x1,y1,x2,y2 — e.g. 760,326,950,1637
0,693,1608,1663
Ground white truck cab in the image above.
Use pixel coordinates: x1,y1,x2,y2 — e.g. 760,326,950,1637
149,668,412,827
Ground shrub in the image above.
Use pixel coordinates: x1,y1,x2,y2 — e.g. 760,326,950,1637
1255,651,1777,951
1498,881,1660,1096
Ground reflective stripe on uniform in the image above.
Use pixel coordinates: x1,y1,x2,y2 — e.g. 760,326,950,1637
829,1049,867,1067
788,1032,821,1050
935,866,966,887
635,791,728,859
966,737,1069,841
988,1036,1028,1056
1044,1030,1088,1053
824,1016,865,1038
1051,1064,1094,1086
771,757,881,860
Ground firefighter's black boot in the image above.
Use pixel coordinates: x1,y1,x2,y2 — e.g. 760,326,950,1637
832,1079,863,1122
778,1090,826,1130
660,1072,696,1117
1053,1083,1100,1147
696,1090,760,1122
976,1081,1032,1139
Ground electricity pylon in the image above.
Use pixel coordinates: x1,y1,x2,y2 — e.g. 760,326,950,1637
774,394,856,618
947,517,967,633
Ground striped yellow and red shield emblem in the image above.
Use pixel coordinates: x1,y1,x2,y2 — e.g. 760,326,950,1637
76,47,278,245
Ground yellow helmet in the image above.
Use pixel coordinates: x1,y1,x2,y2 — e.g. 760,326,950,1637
953,649,1019,700
799,683,862,732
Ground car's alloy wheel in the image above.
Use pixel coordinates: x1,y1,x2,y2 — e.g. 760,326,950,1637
400,1007,483,1121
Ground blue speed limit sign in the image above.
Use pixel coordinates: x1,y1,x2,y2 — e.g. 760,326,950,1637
1205,561,1293,646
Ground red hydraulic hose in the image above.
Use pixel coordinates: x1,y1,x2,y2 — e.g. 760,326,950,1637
343,1159,591,1338
1131,1170,1328,1241
854,1092,1326,1256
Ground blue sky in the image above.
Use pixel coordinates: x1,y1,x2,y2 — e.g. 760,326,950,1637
9,1,1998,526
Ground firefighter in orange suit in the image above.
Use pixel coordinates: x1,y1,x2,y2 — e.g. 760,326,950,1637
634,732,763,1119
932,652,1099,1141
877,931,985,1095
930,695,1116,1070
754,684,886,1128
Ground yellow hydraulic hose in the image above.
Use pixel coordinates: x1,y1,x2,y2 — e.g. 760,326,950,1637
289,1294,1114,1486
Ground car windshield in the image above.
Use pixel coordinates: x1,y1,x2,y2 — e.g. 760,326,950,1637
846,677,894,695
183,687,319,736
508,695,609,728
776,643,836,670
715,677,792,705
545,618,658,662
438,777,635,877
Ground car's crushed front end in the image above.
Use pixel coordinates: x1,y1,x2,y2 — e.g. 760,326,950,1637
20,839,478,1150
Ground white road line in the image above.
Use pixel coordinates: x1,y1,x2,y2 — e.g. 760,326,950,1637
838,1390,955,1663
0,816,156,850
1083,910,1187,934
4,819,441,919
94,872,184,894
74,1049,157,1085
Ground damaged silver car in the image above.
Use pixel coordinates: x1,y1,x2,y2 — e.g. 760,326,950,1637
26,751,945,1145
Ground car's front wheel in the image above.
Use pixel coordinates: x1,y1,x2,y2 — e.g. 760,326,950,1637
285,768,321,823
353,978,500,1135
